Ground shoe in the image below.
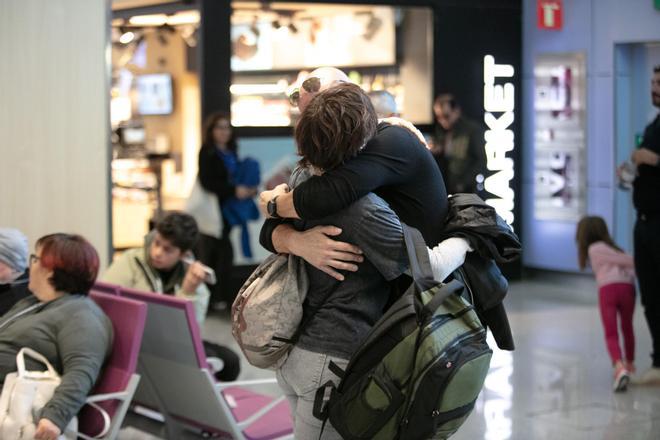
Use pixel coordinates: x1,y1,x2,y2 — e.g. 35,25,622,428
625,361,636,375
631,367,660,385
613,366,630,392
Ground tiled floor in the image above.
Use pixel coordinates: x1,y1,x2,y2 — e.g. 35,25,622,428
121,270,660,439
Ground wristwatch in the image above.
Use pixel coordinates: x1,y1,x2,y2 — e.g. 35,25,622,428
267,195,281,218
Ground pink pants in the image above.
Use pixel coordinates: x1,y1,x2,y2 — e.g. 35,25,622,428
598,283,636,364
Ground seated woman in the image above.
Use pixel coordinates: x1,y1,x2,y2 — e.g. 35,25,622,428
0,233,113,439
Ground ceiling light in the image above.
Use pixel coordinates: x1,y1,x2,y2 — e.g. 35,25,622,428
119,31,135,44
167,10,200,26
129,14,167,26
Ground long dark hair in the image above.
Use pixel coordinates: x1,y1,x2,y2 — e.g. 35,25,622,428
202,111,238,152
575,216,622,269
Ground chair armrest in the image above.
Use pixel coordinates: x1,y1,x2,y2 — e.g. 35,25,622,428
214,378,278,390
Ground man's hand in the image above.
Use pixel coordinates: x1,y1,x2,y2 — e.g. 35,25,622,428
259,183,290,217
380,117,429,149
34,418,61,440
182,261,207,294
282,225,364,281
631,148,660,167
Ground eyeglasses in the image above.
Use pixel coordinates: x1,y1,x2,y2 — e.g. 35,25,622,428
29,254,40,265
288,76,322,107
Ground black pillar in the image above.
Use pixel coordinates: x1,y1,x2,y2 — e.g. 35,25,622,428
199,0,232,120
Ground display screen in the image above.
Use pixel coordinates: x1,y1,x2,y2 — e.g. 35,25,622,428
136,74,173,115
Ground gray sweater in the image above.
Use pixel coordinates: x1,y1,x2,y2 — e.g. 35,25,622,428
0,294,113,431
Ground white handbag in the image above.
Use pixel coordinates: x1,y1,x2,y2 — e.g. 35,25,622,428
185,179,223,238
0,348,77,439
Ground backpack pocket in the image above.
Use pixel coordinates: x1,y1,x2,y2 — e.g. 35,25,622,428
401,333,492,439
329,367,405,440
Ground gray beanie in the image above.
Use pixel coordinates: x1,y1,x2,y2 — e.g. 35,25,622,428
0,228,29,273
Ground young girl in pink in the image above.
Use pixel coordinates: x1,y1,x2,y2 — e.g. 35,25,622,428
576,216,636,392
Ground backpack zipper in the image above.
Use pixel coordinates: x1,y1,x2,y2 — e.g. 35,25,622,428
419,305,476,342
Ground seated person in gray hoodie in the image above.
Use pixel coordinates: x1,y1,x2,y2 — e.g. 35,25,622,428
0,233,113,439
101,211,240,381
0,228,31,315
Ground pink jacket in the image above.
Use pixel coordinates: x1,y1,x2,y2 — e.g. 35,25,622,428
587,241,635,288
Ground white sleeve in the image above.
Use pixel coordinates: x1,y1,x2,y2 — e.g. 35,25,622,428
426,237,473,282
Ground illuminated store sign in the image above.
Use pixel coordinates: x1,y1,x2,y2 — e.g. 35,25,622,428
483,55,515,226
537,0,563,30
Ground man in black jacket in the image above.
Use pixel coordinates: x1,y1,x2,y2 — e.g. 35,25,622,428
0,228,31,316
620,65,660,385
259,67,448,279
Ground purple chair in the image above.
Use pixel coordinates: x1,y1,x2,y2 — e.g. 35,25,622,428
78,290,147,439
92,281,121,296
117,285,293,440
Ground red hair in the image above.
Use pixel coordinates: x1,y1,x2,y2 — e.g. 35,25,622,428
36,233,99,294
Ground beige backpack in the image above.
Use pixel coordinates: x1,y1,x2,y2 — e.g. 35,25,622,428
231,253,309,369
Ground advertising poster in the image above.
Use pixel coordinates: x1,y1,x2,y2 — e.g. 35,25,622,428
534,53,587,221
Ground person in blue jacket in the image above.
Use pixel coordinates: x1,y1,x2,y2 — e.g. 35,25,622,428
197,112,258,308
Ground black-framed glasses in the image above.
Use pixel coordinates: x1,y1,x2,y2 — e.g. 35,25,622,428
29,254,40,265
288,76,322,107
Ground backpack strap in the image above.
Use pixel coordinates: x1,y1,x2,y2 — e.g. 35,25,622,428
401,223,437,291
313,380,336,421
421,279,464,320
401,224,466,319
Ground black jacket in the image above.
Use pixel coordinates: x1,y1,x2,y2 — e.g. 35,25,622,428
0,269,31,317
440,194,521,350
198,144,235,204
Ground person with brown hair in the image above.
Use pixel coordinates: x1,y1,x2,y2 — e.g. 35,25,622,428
272,83,470,439
197,112,257,308
576,216,636,392
259,67,448,281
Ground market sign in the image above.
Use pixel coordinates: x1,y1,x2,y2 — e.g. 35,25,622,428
483,55,515,226
537,0,563,30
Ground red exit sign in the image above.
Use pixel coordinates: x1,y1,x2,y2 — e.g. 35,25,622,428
538,0,563,30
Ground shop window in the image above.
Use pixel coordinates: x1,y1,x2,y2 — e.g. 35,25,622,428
230,2,433,127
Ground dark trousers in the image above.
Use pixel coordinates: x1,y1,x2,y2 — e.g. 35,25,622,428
195,230,234,305
634,214,660,367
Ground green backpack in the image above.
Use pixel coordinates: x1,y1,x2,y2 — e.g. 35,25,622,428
313,225,492,440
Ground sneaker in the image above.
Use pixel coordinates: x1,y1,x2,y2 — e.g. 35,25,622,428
631,367,660,385
613,366,630,392
625,361,636,375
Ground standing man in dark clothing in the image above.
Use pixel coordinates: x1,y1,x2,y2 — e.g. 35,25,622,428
620,65,660,385
0,228,31,316
431,94,486,194
258,67,448,280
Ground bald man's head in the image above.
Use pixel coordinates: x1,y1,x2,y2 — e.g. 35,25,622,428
296,67,350,111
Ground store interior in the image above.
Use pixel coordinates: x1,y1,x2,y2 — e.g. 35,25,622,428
109,1,434,257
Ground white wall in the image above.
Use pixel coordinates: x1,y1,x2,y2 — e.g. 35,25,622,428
0,0,111,266
522,0,660,272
